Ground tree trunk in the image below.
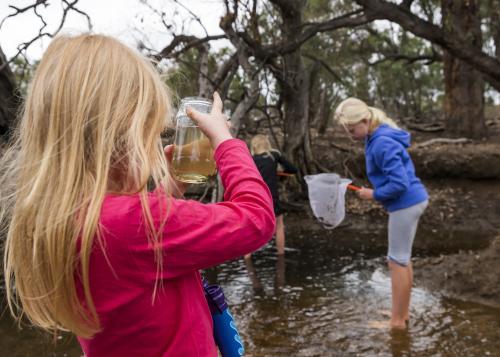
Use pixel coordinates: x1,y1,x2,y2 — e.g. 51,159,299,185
442,0,485,138
283,61,314,173
197,43,212,98
272,0,315,174
0,46,19,141
317,88,332,134
489,0,500,60
307,60,321,128
355,0,500,91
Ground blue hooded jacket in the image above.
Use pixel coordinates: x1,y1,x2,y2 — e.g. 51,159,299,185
365,124,428,212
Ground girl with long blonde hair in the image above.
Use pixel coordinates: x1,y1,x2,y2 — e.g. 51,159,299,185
1,34,275,356
335,97,428,329
247,134,297,256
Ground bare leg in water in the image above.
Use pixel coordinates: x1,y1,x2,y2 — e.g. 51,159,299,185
389,260,412,329
243,255,263,291
245,214,284,258
382,262,412,322
405,262,413,322
275,214,285,255
275,254,285,289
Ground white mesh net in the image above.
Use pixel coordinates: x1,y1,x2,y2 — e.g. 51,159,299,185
304,173,352,229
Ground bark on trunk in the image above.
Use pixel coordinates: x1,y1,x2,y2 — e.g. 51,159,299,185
316,89,332,134
272,0,315,174
197,43,212,98
0,46,19,140
489,0,500,60
281,67,311,172
442,0,485,138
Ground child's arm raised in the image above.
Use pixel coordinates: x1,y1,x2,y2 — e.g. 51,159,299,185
127,93,276,279
170,139,274,276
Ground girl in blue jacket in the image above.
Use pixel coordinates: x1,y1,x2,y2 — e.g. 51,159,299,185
335,97,428,329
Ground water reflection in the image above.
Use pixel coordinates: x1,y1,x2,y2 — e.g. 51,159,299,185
0,310,80,356
243,254,286,293
1,233,499,356
207,242,500,356
389,328,412,357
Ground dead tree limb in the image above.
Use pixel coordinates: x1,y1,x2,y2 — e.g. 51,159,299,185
354,0,500,91
406,122,444,132
330,142,352,153
155,34,226,60
0,0,92,71
415,138,472,148
0,0,49,30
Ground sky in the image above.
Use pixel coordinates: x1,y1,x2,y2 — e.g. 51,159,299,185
0,0,226,60
1,0,498,104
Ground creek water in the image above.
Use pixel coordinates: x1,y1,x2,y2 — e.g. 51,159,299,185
1,231,499,356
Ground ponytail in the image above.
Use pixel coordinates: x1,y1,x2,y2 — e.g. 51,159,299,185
368,107,399,129
335,97,399,129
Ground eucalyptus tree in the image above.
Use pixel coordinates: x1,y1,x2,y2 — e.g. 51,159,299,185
354,0,500,138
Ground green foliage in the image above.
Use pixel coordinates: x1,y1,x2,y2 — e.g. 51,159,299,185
158,0,497,126
10,57,38,97
164,49,200,104
301,13,444,120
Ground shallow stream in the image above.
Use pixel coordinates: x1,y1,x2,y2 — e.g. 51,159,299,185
1,231,499,356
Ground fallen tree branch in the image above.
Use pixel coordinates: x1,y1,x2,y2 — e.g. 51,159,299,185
406,122,444,132
330,142,352,152
415,138,472,148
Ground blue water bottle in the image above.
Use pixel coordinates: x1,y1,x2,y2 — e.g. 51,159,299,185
203,278,245,356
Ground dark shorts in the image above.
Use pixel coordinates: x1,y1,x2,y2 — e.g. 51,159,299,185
273,199,284,216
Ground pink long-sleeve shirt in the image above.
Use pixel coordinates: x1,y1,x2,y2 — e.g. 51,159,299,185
77,139,275,356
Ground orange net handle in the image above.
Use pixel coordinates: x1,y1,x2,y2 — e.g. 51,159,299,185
277,171,295,177
347,184,361,191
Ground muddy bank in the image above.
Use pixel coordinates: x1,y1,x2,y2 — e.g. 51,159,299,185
311,128,500,180
285,179,500,250
410,143,500,179
414,236,500,309
293,125,500,307
283,179,500,307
